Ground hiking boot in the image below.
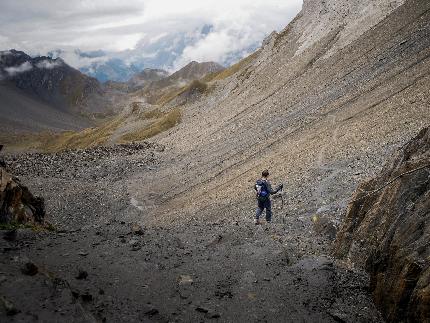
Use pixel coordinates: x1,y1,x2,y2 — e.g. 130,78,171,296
254,219,260,225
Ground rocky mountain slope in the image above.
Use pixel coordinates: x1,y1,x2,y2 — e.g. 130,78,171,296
0,0,429,321
146,0,429,221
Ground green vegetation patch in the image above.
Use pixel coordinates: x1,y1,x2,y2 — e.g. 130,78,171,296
120,108,181,142
142,108,165,119
43,116,125,151
156,80,209,107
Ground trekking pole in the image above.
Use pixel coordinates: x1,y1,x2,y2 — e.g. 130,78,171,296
278,183,286,224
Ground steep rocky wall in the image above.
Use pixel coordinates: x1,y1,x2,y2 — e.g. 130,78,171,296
335,127,430,322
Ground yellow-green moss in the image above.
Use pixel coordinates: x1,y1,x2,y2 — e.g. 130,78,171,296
120,108,181,142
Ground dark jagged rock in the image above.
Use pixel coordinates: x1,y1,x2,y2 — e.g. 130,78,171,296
335,127,430,322
0,145,5,168
0,165,45,224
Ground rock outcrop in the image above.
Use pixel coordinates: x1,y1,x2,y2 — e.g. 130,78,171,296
0,147,45,224
335,127,430,322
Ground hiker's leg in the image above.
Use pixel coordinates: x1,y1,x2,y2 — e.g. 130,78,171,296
265,200,272,222
255,203,263,220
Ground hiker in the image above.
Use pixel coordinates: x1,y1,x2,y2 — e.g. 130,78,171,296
254,170,283,224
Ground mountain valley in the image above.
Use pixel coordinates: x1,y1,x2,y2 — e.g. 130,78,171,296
1,0,429,322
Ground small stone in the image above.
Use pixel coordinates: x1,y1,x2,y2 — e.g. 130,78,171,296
178,275,193,285
208,312,221,319
131,223,144,235
195,306,209,313
21,262,38,276
78,251,89,256
144,308,159,316
76,269,88,280
129,238,141,251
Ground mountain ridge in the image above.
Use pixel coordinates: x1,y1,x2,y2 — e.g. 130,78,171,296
0,49,112,135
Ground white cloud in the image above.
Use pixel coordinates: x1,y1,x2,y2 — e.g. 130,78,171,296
0,0,302,70
35,59,63,69
52,51,109,69
4,61,33,76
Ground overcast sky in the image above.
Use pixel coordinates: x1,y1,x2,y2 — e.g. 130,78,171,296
0,0,302,69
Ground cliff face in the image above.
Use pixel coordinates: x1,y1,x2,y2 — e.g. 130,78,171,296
335,127,430,322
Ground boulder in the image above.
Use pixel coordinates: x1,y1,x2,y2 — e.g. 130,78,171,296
334,127,430,322
0,159,45,224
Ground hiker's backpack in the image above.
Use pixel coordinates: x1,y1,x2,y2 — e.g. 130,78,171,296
255,180,269,202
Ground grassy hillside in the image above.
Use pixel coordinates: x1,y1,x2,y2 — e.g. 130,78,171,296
120,108,181,142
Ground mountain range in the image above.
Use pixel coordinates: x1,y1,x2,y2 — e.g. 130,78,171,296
0,49,224,136
47,25,258,83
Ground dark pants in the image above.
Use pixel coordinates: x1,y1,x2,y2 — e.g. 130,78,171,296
256,199,272,222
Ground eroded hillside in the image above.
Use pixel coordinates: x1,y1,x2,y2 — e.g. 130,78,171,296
136,0,429,225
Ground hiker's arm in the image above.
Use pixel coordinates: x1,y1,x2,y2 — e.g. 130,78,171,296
268,182,283,194
267,182,277,194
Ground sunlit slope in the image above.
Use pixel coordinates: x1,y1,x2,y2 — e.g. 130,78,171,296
134,0,430,220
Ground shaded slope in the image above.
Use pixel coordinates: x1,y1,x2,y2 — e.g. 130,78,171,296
0,50,113,135
0,50,106,113
0,84,92,134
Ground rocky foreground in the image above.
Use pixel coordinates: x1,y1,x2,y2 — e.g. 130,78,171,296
1,143,384,322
